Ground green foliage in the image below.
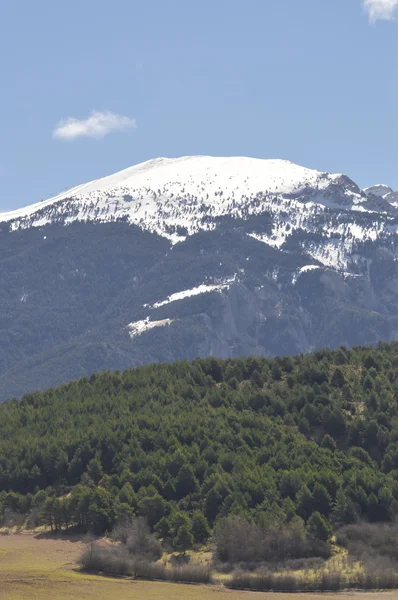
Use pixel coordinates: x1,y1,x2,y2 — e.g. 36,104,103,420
307,511,332,542
2,344,398,538
192,510,210,544
174,523,194,553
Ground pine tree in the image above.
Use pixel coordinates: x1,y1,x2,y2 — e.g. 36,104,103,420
331,368,346,388
87,458,103,485
175,465,199,499
192,510,210,544
174,523,194,553
307,511,332,542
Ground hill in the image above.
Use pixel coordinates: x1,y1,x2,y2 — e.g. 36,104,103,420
2,343,398,542
2,156,398,399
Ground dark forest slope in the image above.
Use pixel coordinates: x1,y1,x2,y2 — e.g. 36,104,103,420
2,343,398,540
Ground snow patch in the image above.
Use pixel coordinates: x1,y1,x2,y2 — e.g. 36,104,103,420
127,317,173,339
299,265,321,274
292,264,321,284
147,277,236,309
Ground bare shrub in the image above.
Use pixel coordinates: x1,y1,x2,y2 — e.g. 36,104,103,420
336,522,398,568
227,571,310,592
79,543,133,576
376,569,398,589
272,574,300,592
214,516,330,566
126,518,162,560
319,571,343,591
3,509,25,529
111,520,130,545
274,556,324,572
165,565,212,584
226,567,398,592
112,517,162,561
133,561,212,584
227,572,279,591
26,508,41,529
79,538,211,584
132,560,166,580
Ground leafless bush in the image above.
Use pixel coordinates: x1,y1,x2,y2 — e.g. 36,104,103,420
214,516,330,566
227,568,398,591
336,522,398,567
226,572,278,591
111,520,131,545
2,509,25,528
165,565,212,584
79,545,211,584
26,508,41,529
275,556,325,571
319,571,343,591
132,560,166,580
133,561,212,584
79,543,133,576
375,569,398,589
349,570,398,590
111,517,162,561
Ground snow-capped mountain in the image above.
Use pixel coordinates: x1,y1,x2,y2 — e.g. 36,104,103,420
364,184,398,207
1,156,398,400
2,156,397,272
1,156,365,237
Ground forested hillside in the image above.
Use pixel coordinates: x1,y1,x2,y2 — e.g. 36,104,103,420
2,343,398,545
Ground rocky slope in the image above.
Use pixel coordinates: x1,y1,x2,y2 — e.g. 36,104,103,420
1,156,398,399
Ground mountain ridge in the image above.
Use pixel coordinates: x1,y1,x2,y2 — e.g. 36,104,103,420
1,155,396,272
1,157,398,399
1,156,349,225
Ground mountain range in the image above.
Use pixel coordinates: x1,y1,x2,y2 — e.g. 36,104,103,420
1,155,398,400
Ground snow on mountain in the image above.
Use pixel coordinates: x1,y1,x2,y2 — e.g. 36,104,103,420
127,317,173,339
364,184,394,198
1,156,345,220
291,264,322,285
128,277,237,339
1,155,398,272
147,278,236,309
0,156,362,236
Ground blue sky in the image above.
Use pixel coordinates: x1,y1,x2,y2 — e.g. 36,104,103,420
1,0,397,210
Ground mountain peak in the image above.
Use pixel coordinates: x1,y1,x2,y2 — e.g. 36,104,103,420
364,184,394,198
0,155,348,234
0,155,374,257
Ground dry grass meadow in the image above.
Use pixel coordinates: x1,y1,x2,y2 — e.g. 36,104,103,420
2,533,398,599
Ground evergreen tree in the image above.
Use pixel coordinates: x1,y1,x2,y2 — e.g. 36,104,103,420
175,465,199,499
174,523,194,553
192,510,210,544
87,458,104,485
307,511,332,542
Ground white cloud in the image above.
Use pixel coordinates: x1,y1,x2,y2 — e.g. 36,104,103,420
364,0,398,22
53,110,137,140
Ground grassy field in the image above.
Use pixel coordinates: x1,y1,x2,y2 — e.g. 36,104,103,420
2,533,398,600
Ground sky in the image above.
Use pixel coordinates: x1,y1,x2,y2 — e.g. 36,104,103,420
0,0,397,211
